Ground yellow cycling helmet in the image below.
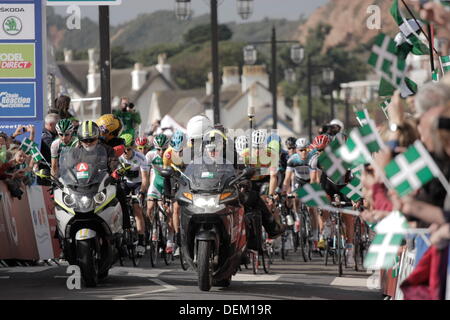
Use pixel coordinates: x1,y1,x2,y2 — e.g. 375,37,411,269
97,114,123,140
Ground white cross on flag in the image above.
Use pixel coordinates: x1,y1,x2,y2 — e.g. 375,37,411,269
368,33,406,90
296,184,330,208
380,98,391,119
355,109,370,127
318,146,348,184
20,138,38,154
364,211,409,270
385,140,443,197
340,177,363,201
338,121,384,168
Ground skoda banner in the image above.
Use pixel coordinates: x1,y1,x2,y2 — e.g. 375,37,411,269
0,0,45,146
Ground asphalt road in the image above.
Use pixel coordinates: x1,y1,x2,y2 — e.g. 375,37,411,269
0,248,382,300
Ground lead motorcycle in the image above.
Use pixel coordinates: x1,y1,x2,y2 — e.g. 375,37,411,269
41,148,123,287
166,164,254,291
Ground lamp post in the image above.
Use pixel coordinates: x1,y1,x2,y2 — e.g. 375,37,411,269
237,0,254,20
322,67,335,120
242,28,300,129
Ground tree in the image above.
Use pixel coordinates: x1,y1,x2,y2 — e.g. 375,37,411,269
111,46,135,69
183,24,233,44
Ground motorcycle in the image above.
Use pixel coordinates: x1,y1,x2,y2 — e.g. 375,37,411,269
165,164,254,291
39,148,123,287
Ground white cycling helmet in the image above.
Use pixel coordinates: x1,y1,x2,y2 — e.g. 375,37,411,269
295,137,309,149
186,115,213,141
235,135,249,154
329,119,344,130
252,129,267,148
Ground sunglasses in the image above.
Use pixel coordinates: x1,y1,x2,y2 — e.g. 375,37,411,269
59,133,71,137
299,149,308,152
80,138,97,143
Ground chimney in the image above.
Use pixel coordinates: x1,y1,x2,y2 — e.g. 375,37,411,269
222,66,239,90
156,53,172,82
241,65,269,93
87,48,100,94
63,49,73,63
206,72,213,96
131,62,148,91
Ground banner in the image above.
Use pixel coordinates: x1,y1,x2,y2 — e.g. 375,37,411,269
394,247,417,300
41,186,61,258
0,43,36,79
0,3,36,40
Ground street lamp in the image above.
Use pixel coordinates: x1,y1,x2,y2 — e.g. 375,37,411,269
290,44,304,65
237,0,253,20
175,0,192,20
322,67,335,120
284,68,296,83
243,45,257,65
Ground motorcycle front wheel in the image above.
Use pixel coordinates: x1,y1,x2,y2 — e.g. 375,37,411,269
76,239,99,287
197,240,213,292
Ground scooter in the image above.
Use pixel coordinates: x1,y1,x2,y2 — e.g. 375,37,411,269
38,149,123,287
165,164,254,291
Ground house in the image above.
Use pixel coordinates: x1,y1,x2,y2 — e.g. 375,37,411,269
54,50,177,133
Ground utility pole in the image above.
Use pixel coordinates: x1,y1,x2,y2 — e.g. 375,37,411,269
307,55,312,141
99,6,111,115
211,0,221,125
271,27,278,130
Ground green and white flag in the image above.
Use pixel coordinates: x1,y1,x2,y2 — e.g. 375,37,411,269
432,69,440,82
30,148,44,162
340,177,363,201
20,138,38,154
380,98,391,120
392,255,401,278
355,109,370,127
351,164,364,179
318,146,348,184
296,184,330,208
338,121,384,168
368,33,407,90
379,77,417,98
364,211,409,270
385,140,442,197
441,55,450,74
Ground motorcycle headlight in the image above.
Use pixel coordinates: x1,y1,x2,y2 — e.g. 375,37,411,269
94,191,106,205
193,195,220,209
63,194,76,207
79,196,93,210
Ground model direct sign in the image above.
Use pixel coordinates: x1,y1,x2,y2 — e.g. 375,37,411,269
0,82,36,118
0,43,35,78
0,4,35,40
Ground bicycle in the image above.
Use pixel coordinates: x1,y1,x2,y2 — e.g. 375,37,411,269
148,196,173,267
275,195,295,261
353,215,371,271
296,201,313,262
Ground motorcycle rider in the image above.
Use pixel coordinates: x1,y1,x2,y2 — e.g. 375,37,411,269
50,119,79,177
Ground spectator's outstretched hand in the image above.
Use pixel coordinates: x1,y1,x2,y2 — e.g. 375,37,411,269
429,223,450,250
419,2,450,28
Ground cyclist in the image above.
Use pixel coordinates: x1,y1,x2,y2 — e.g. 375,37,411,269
118,133,150,256
240,129,286,242
50,119,79,177
163,130,186,254
135,136,152,155
146,133,173,253
266,133,289,193
285,137,297,157
97,114,126,157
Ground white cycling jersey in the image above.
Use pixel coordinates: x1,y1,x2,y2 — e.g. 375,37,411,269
119,150,150,184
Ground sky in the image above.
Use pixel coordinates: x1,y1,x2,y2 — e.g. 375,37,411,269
53,0,329,26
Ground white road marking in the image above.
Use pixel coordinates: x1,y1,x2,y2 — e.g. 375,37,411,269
232,274,281,282
0,276,10,279
1,266,58,273
113,277,177,300
109,266,166,278
330,277,369,288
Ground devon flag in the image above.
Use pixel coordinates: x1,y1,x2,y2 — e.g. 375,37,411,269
380,98,391,119
368,33,407,91
340,177,363,201
355,109,370,127
379,77,418,99
364,211,409,270
297,184,330,208
338,121,384,168
385,140,442,197
441,56,450,74
318,143,348,184
20,138,44,162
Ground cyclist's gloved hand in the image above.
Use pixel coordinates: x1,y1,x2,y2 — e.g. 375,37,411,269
138,191,146,207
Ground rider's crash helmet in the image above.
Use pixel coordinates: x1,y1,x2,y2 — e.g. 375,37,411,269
186,115,213,141
329,119,344,131
153,133,170,150
285,137,297,150
78,120,100,141
56,119,74,135
311,134,331,151
97,114,123,140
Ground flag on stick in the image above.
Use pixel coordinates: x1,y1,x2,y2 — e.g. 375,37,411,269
441,55,450,74
296,184,330,208
380,98,391,119
355,109,370,127
340,177,363,201
20,138,38,154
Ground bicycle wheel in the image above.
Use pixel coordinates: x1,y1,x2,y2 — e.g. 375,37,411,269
299,213,310,262
149,220,159,268
251,250,259,274
353,218,362,271
179,247,189,271
261,247,271,274
337,219,343,277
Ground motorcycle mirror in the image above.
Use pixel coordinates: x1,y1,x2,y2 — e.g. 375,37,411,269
160,168,174,178
242,167,255,179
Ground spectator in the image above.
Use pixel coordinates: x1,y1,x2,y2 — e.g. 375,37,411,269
50,95,74,120
113,97,141,136
41,113,60,163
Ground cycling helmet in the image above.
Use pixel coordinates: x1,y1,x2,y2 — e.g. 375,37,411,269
186,115,213,141
56,119,74,135
97,114,123,138
296,138,309,149
120,133,135,147
252,129,267,149
311,134,331,150
78,120,100,141
135,136,148,146
285,137,297,149
329,119,344,131
235,135,249,154
170,130,185,152
153,133,170,149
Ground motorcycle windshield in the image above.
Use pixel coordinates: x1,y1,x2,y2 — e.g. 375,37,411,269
184,163,236,193
59,146,109,189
